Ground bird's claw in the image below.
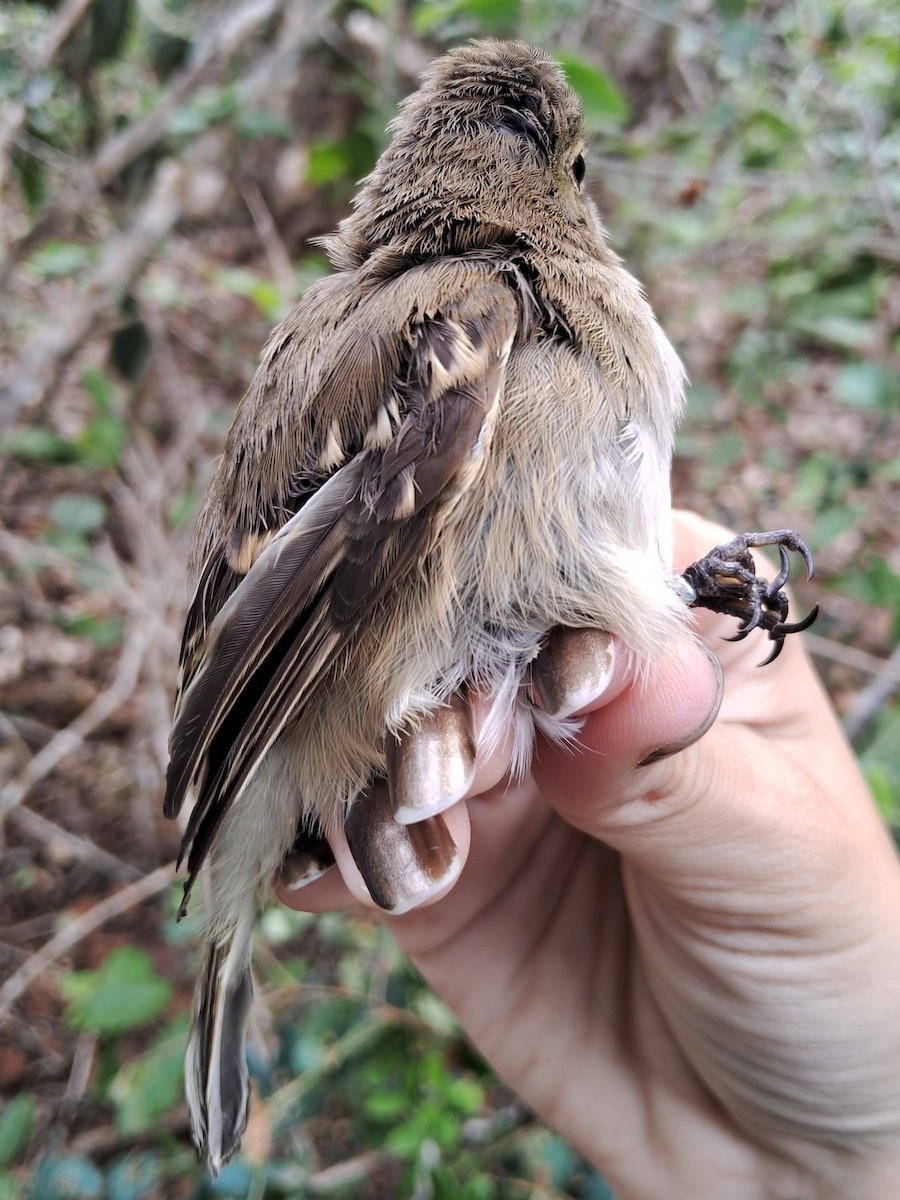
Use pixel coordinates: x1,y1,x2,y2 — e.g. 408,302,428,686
680,530,819,666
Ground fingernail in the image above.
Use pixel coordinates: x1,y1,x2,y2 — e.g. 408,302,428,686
344,782,461,914
280,830,336,889
388,695,476,824
531,628,615,719
637,647,724,767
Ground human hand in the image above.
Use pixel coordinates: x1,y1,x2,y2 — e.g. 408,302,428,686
279,510,900,1200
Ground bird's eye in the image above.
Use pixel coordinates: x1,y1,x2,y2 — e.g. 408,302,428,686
572,154,585,186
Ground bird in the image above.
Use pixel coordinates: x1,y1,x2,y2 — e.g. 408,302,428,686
163,39,816,1176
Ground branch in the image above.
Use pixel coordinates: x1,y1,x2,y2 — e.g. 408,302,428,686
842,642,900,743
0,862,175,1019
242,180,296,307
0,159,183,433
0,0,93,194
0,0,334,434
0,622,151,819
805,633,900,685
91,0,285,188
7,807,143,884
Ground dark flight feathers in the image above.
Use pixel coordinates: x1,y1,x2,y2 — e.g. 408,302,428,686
163,281,520,909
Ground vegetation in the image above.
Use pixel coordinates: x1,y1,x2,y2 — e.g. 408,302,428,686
1,0,898,1196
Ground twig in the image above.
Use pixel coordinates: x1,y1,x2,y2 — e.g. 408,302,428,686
842,642,900,743
0,0,333,433
859,108,900,239
1,0,291,287
0,622,151,819
91,0,285,188
268,1011,394,1128
69,1110,190,1157
136,0,197,41
804,633,900,685
0,159,184,432
589,152,895,204
0,0,93,195
306,1152,394,1193
242,180,296,307
0,526,181,655
7,807,142,884
0,711,30,763
30,0,94,63
61,1032,98,1112
0,862,175,1018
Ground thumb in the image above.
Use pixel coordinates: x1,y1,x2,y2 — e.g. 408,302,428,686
533,630,841,907
532,635,730,872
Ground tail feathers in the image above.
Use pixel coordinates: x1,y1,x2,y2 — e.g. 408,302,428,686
185,931,254,1178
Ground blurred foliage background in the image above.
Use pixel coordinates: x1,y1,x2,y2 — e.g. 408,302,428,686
1,0,899,1197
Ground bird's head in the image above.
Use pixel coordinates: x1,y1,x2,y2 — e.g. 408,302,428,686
325,40,602,268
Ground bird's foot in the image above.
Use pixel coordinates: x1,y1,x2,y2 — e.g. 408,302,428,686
678,529,819,666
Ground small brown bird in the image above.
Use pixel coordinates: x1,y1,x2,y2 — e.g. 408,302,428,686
164,40,816,1175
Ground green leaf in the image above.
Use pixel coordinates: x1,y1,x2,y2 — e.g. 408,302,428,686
706,430,745,469
784,452,833,511
76,415,127,469
582,1170,619,1200
210,1161,256,1196
365,1090,410,1120
449,0,519,34
833,557,900,639
787,281,879,351
411,0,520,37
0,1169,22,1200
167,485,199,530
833,362,898,412
720,283,769,319
536,1132,577,1188
59,613,124,649
442,1076,482,1115
111,320,152,383
740,109,797,168
789,314,876,353
170,87,238,137
62,947,173,1035
412,990,459,1037
106,1154,161,1200
26,242,94,278
3,428,76,464
294,255,331,296
865,762,899,823
90,0,134,63
811,502,865,546
110,1018,187,1133
306,141,349,187
237,110,293,140
0,1095,36,1166
555,53,629,129
17,149,47,212
30,1157,104,1200
81,367,118,416
876,457,900,484
48,494,107,537
214,267,285,321
860,707,900,823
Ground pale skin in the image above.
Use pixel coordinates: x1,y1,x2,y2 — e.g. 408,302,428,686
277,511,900,1200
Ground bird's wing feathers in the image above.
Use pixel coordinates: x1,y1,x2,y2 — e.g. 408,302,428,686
165,269,522,904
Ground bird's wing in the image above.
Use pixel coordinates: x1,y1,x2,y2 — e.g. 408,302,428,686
164,270,522,904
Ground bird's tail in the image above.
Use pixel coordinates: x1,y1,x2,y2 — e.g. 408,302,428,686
185,911,254,1178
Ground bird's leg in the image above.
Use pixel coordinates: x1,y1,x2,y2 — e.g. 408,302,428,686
280,822,335,889
675,530,819,666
